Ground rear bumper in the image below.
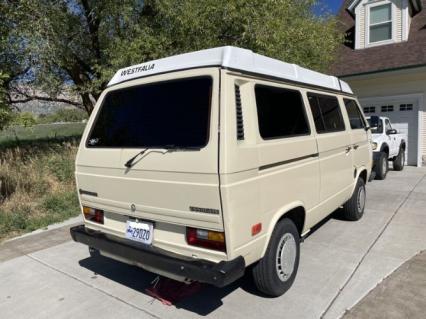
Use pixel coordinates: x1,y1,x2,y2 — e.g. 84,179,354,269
70,224,245,287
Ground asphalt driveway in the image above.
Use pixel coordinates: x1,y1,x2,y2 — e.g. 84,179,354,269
1,166,426,319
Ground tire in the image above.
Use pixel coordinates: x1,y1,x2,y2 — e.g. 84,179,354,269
342,178,366,221
375,152,388,180
252,218,300,297
393,147,405,171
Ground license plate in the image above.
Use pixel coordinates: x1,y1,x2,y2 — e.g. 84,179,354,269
125,220,154,245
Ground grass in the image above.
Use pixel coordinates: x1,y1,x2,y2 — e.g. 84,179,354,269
0,122,85,147
0,124,84,241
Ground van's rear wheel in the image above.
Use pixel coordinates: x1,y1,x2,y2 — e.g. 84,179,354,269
342,178,366,221
252,218,300,297
375,152,388,180
393,148,405,171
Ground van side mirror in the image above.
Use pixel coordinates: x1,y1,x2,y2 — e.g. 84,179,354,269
387,129,397,135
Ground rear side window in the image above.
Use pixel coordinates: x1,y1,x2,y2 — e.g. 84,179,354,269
87,77,212,148
255,85,310,139
344,99,366,129
308,93,345,133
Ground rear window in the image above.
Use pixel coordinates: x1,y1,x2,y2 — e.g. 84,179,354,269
255,85,310,139
87,77,212,148
307,93,345,133
367,118,383,134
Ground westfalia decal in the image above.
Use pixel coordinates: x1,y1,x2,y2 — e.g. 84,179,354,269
120,64,155,77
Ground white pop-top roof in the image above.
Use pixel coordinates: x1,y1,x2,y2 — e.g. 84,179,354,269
108,46,353,94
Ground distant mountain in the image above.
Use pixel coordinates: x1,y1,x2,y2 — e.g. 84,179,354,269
16,100,76,116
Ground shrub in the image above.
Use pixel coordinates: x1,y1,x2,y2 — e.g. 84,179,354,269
13,112,37,127
0,108,14,131
0,140,80,240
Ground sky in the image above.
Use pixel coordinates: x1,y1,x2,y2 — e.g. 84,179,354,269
316,0,343,14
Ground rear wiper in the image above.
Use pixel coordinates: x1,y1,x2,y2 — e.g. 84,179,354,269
124,148,151,168
124,146,200,168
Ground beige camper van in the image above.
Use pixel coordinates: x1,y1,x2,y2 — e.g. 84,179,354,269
71,47,372,297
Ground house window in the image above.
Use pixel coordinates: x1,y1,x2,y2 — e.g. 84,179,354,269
369,3,392,43
400,104,413,111
381,105,394,112
363,106,376,114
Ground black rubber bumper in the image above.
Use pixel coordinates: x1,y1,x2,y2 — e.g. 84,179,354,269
70,224,245,287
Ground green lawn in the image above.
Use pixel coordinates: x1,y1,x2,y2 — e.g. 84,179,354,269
0,122,86,147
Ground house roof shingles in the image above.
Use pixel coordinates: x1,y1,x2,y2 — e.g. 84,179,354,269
331,0,426,77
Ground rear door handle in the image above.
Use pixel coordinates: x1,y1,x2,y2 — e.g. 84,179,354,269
353,144,359,150
345,146,352,153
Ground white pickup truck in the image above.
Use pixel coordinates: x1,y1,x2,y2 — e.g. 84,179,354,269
367,116,406,180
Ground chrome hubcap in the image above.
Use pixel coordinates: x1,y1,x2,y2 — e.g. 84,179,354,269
276,233,297,282
357,185,366,213
382,158,387,173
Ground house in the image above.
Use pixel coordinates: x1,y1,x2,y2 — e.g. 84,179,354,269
332,0,425,166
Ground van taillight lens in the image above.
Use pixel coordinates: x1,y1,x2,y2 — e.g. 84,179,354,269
186,227,226,252
83,206,104,224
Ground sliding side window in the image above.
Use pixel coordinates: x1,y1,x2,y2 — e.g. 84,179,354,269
255,85,310,140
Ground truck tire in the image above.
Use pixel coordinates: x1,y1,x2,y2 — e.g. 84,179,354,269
252,218,300,297
342,178,366,221
393,147,405,171
375,152,388,180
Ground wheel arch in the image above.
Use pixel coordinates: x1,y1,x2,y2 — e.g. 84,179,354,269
348,166,368,195
380,143,389,156
358,168,368,184
260,202,306,257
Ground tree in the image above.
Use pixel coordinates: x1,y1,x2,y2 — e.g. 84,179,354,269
0,72,13,130
3,0,342,115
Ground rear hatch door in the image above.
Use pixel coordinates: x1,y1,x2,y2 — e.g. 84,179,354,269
76,69,223,233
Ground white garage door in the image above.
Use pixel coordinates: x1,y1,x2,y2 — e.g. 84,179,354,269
361,98,418,166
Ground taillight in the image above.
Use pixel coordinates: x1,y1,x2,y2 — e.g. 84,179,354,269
82,206,104,224
186,227,226,252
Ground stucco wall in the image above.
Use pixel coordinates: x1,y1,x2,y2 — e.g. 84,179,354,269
342,67,426,165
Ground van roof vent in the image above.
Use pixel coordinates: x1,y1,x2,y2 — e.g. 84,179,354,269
235,84,244,140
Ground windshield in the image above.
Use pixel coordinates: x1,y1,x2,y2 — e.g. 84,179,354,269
367,118,383,134
87,76,212,148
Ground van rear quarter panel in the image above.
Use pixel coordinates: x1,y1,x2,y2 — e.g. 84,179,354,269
219,72,320,265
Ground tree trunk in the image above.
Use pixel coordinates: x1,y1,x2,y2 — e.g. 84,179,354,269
80,92,95,115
